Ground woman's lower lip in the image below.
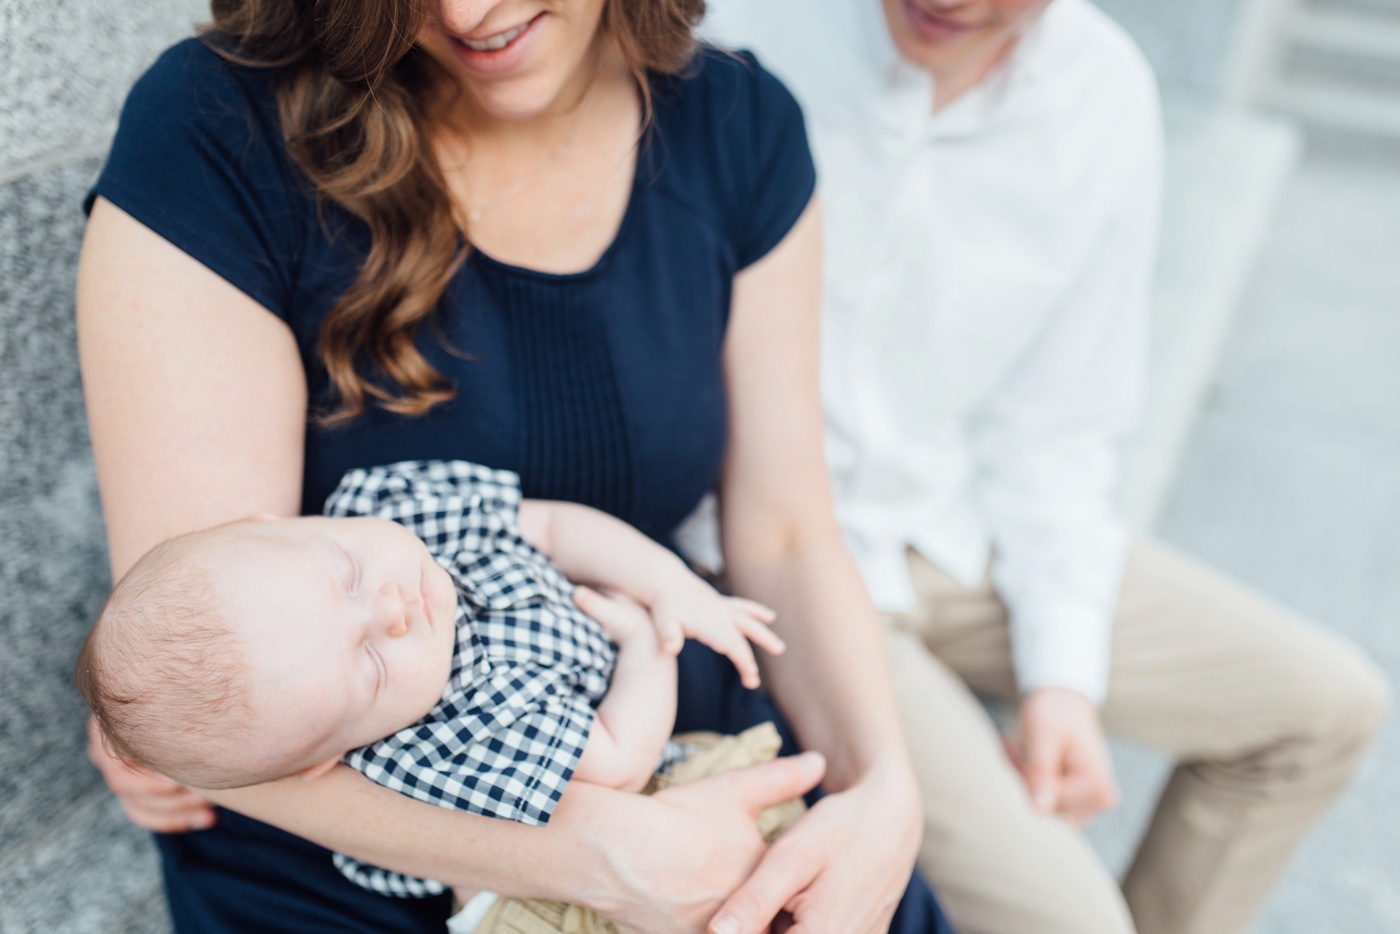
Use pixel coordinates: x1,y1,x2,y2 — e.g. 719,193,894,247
448,13,544,75
901,0,977,42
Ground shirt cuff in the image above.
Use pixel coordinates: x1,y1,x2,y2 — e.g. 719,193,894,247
1009,599,1113,705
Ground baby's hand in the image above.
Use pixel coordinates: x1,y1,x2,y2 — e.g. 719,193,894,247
651,573,783,689
574,587,656,649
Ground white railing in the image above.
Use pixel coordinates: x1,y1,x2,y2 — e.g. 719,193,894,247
1226,0,1400,140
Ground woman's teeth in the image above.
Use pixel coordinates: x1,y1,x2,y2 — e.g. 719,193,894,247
461,21,530,52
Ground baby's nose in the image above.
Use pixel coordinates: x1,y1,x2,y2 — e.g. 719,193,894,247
378,582,412,637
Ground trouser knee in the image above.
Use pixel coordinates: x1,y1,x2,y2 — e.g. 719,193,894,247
1294,641,1389,763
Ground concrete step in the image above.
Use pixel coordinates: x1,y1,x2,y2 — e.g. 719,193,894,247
1289,5,1400,61
1282,6,1400,96
1262,75,1400,138
1311,0,1400,19
1118,100,1302,529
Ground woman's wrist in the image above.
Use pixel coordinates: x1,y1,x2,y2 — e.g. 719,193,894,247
521,781,643,914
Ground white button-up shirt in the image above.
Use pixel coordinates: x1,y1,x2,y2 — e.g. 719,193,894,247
704,0,1163,702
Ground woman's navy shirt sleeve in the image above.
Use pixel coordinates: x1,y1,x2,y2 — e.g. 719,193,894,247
658,48,816,271
727,50,817,268
86,39,309,320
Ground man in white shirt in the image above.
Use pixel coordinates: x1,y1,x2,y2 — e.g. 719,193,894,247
704,1,1389,932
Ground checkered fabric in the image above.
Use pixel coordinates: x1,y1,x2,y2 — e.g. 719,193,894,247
324,460,619,898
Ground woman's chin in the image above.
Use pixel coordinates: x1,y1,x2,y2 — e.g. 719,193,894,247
469,82,571,123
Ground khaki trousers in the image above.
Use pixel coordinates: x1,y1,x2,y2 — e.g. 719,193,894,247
886,538,1388,934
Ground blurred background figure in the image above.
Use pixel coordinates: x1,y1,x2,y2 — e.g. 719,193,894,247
701,1,1387,933
0,0,1398,932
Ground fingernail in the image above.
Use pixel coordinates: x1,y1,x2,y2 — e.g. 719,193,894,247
710,916,740,934
191,814,215,830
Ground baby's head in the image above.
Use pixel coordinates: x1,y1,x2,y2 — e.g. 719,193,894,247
75,515,460,789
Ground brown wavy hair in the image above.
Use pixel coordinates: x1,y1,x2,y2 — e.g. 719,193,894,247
204,0,706,424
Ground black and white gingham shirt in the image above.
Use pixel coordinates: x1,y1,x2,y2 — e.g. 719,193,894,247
323,460,622,898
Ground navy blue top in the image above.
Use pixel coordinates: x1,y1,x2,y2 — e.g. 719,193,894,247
88,38,815,539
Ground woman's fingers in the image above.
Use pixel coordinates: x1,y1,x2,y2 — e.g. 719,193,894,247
724,752,825,818
709,837,821,934
88,714,215,833
121,801,217,834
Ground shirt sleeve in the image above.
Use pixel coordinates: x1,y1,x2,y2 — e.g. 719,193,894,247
85,39,308,319
726,51,817,269
970,86,1164,705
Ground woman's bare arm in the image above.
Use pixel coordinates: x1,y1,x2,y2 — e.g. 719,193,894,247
77,200,817,930
708,198,923,934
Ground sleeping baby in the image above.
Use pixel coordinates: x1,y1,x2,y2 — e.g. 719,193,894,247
75,459,794,931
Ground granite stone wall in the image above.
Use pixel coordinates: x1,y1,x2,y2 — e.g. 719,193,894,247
0,1,206,931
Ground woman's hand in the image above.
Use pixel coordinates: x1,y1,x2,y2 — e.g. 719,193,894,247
592,752,827,934
706,760,919,934
87,715,215,833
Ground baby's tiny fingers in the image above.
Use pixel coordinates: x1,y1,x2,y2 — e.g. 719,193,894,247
656,613,685,655
723,637,762,690
730,598,777,622
738,615,786,655
574,586,646,640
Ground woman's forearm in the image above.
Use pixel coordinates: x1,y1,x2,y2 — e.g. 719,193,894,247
725,531,909,791
202,765,621,904
201,757,818,934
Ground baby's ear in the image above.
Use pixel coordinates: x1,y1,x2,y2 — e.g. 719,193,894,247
298,757,341,782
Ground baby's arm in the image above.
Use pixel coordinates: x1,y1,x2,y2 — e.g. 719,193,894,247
518,500,784,688
570,590,676,792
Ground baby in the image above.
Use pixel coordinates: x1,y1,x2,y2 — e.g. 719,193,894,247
76,459,784,909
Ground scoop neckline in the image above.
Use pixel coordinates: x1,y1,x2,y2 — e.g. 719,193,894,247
465,134,647,284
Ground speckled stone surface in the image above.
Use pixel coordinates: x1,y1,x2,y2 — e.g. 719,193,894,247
0,794,164,933
0,158,112,857
0,0,206,172
116,893,174,934
1153,156,1400,933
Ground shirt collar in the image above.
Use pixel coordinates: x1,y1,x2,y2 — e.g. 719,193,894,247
852,0,1054,140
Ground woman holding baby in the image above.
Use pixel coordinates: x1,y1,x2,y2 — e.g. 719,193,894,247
77,0,947,932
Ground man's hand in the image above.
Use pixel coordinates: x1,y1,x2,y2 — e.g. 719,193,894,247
1013,687,1119,828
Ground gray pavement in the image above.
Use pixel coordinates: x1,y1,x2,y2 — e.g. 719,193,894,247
1087,152,1400,932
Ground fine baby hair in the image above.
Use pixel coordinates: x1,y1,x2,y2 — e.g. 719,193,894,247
76,527,276,791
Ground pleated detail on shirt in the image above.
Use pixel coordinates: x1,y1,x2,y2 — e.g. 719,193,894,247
502,275,635,524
